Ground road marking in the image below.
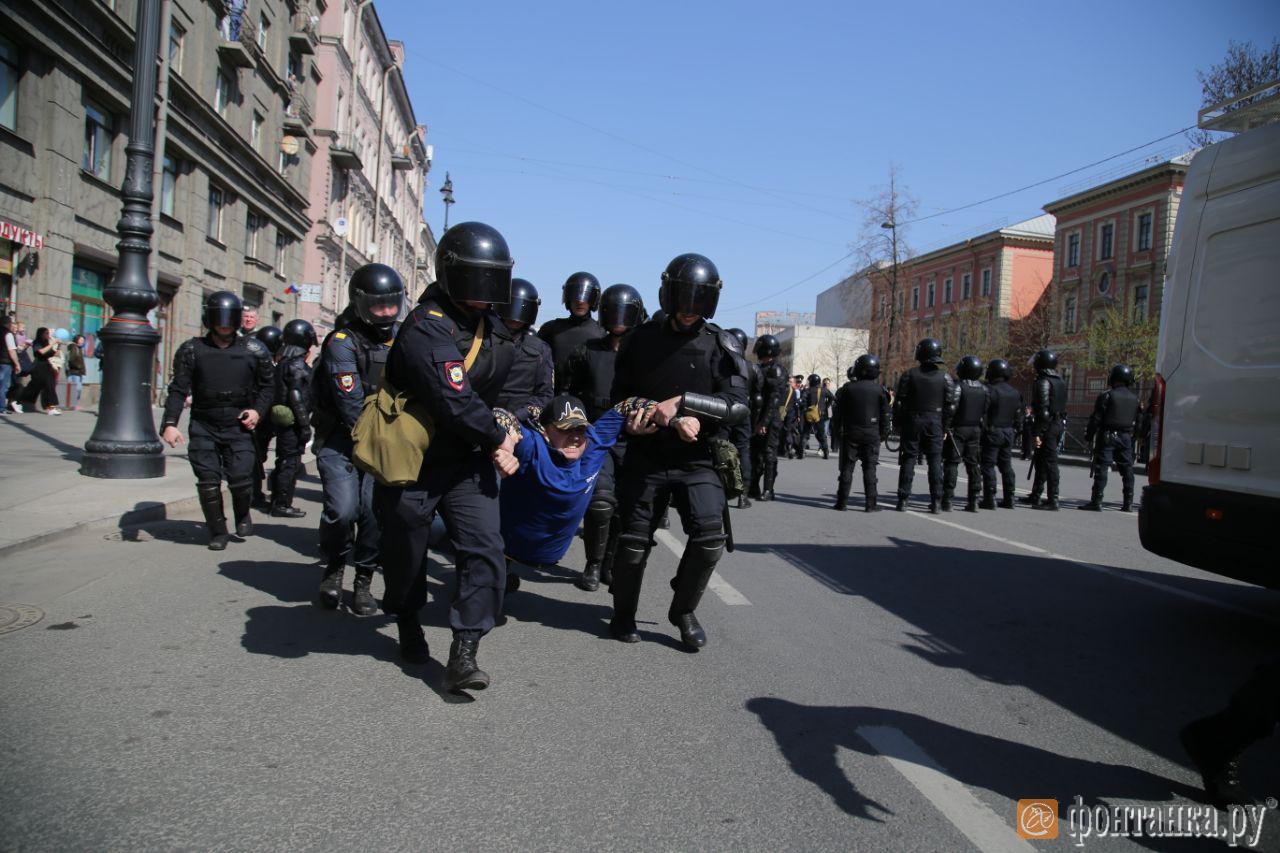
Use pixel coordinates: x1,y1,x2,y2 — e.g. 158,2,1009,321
855,725,1035,853
653,528,752,606
902,512,1276,621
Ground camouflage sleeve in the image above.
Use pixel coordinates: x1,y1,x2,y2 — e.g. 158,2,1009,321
611,396,656,416
493,407,524,441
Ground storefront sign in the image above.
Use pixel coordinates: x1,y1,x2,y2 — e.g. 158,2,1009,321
298,283,322,303
0,220,44,249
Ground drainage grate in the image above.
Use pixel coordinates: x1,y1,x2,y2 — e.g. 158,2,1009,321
0,603,45,635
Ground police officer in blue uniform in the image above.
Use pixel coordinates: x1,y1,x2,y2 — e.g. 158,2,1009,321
494,278,553,423
377,221,518,693
1022,349,1068,510
312,264,404,615
1080,363,1140,512
268,319,315,519
727,328,757,507
749,334,786,501
538,272,604,391
894,338,958,513
942,355,987,512
831,354,890,511
565,283,645,591
160,291,274,550
251,325,283,508
608,253,749,651
979,358,1023,510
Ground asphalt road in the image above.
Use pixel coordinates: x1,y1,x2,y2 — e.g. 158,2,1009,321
1,450,1277,852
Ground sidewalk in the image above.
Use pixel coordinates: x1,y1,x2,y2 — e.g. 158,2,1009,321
0,408,300,556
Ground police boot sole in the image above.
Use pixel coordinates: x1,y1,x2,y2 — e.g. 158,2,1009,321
270,507,306,518
235,519,253,537
1077,503,1103,512
576,576,601,592
445,670,490,693
351,593,377,616
207,535,230,551
609,620,641,643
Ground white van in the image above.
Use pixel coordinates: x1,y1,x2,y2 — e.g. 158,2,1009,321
1139,116,1280,587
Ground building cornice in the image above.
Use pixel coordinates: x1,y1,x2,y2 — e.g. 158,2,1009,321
1043,161,1189,215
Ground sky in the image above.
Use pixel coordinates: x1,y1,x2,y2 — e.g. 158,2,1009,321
376,0,1279,333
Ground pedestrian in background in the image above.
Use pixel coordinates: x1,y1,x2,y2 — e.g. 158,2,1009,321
17,327,61,415
66,334,86,410
0,315,19,412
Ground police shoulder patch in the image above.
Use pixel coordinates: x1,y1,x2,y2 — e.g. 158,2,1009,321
444,361,465,391
337,372,356,392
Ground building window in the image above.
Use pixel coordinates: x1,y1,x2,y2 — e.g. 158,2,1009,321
1063,294,1077,333
896,291,904,312
214,70,231,115
207,184,224,241
943,277,953,304
160,156,178,217
1137,212,1153,252
0,36,18,131
926,281,935,308
257,13,269,51
251,110,263,152
245,210,262,258
1060,364,1074,393
981,268,992,297
275,232,289,271
961,272,971,300
168,20,184,74
82,99,114,180
1133,283,1149,322
1067,233,1080,268
1098,272,1111,295
911,286,919,310
1099,222,1114,260
879,295,887,319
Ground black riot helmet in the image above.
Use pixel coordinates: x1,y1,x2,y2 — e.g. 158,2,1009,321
282,318,317,350
956,355,983,380
727,328,749,353
853,353,881,380
497,278,541,327
808,374,821,387
204,290,243,331
562,272,601,311
659,253,722,320
1033,349,1059,372
754,334,781,359
915,338,944,365
598,283,644,331
254,325,283,355
435,221,514,306
1108,363,1134,388
985,358,1012,382
348,263,405,332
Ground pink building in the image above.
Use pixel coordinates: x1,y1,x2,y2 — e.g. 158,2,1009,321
298,1,431,334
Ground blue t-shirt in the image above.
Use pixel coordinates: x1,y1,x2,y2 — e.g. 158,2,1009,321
500,409,626,566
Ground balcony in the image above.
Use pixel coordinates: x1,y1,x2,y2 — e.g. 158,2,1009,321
329,132,363,171
289,12,319,56
390,143,414,171
284,96,314,134
217,22,254,69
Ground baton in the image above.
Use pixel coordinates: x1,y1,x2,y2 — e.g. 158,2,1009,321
722,501,735,553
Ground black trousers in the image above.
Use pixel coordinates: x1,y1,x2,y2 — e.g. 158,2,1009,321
981,426,1018,500
377,451,505,639
583,444,622,568
749,423,779,495
188,417,255,490
1032,419,1065,500
271,424,305,508
18,361,57,409
943,425,982,502
252,421,275,498
729,421,752,495
836,428,880,502
1091,430,1135,501
897,413,944,501
802,418,829,454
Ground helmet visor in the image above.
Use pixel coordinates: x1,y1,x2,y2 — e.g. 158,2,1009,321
444,258,514,305
599,300,641,330
564,281,600,310
499,294,540,326
206,303,242,330
665,281,721,319
354,290,404,327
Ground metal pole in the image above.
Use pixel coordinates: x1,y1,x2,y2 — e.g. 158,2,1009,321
81,0,165,479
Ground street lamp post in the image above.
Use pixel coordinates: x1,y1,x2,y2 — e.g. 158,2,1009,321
81,0,165,479
440,172,455,231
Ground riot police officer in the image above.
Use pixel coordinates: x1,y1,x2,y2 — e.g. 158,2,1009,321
312,264,404,616
608,253,748,651
1080,364,1139,512
942,355,986,512
160,291,274,550
495,278,553,422
378,222,518,693
784,376,804,459
727,328,757,507
831,355,890,511
979,358,1023,509
250,325,283,508
749,334,786,501
802,374,833,459
565,283,644,591
538,272,604,390
268,319,315,518
1022,349,1068,510
894,338,958,513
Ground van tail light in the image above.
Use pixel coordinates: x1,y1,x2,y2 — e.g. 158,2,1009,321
1148,373,1165,485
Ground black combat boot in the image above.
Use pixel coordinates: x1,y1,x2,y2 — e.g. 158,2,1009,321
396,613,430,664
609,541,648,643
444,636,490,692
1180,714,1257,809
351,569,377,616
1035,497,1060,511
1018,494,1042,507
928,499,941,514
940,496,953,512
229,485,253,537
737,494,752,508
896,496,908,512
670,612,707,650
1121,492,1134,513
1078,500,1103,511
577,561,601,592
999,495,1016,509
197,484,230,551
317,564,344,610
965,496,979,512
979,495,997,510
865,494,880,513
833,485,849,511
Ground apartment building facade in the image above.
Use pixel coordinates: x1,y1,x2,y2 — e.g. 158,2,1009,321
1,0,323,403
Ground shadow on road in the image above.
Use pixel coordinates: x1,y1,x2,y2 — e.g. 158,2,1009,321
735,538,1280,801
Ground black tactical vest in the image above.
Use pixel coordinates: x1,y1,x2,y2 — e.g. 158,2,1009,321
191,337,258,413
1103,386,1139,430
569,337,619,421
954,380,987,427
904,366,947,415
987,381,1022,428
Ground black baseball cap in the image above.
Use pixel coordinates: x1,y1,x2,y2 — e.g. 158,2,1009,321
539,394,590,430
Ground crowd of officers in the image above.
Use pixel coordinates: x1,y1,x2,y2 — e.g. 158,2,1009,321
158,219,1141,694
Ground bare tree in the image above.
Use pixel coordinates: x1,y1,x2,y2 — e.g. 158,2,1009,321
855,165,918,381
1189,38,1280,148
1005,276,1057,384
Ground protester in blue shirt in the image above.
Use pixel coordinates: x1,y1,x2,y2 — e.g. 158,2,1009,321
495,393,663,573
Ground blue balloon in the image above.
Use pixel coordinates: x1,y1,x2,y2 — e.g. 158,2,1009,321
53,328,71,341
